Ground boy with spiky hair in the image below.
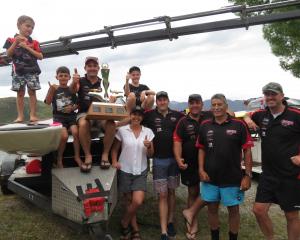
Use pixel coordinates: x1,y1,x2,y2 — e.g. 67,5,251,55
3,15,43,123
45,66,82,169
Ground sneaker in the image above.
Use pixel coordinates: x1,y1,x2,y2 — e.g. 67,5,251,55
161,234,169,240
167,222,176,238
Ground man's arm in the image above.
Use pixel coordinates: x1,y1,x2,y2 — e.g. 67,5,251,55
173,141,187,170
240,148,253,191
244,112,259,131
198,148,210,182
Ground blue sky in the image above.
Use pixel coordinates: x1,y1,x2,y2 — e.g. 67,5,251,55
1,0,300,101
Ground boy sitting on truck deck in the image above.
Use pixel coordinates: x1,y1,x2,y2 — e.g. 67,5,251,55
45,66,82,169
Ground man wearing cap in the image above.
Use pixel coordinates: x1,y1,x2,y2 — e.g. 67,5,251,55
143,91,184,240
71,56,116,171
244,82,300,240
173,94,213,239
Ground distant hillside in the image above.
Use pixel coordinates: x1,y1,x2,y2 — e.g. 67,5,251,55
169,99,246,112
0,97,52,124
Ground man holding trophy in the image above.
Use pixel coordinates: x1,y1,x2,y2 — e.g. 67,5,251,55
71,56,117,172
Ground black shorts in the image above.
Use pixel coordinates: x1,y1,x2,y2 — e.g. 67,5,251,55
180,161,199,187
54,115,77,129
255,173,300,212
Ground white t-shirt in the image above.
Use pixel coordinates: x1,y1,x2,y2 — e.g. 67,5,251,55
115,124,155,175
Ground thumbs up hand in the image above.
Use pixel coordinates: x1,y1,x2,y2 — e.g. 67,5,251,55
143,135,151,149
48,81,58,91
72,68,80,84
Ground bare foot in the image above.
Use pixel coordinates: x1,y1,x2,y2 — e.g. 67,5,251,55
183,209,193,227
74,156,83,167
14,117,24,123
57,161,64,168
84,154,92,165
30,116,39,122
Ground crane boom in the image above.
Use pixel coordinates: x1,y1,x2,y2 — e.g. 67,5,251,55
1,0,300,66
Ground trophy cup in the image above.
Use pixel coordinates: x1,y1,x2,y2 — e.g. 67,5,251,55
86,63,128,121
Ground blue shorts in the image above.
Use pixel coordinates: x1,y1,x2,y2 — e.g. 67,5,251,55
152,158,180,194
200,182,244,207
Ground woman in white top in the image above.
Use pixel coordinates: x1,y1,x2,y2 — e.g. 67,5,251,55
112,106,154,240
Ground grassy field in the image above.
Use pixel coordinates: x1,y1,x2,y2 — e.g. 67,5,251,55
0,179,288,240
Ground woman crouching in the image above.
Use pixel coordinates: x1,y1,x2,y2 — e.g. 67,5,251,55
112,106,154,240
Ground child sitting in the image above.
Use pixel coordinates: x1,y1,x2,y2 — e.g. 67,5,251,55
45,66,82,169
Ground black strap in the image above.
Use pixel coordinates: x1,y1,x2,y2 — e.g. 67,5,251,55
94,178,105,192
86,183,93,190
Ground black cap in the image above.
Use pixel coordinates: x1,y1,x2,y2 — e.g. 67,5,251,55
156,91,169,99
131,106,144,115
188,94,202,103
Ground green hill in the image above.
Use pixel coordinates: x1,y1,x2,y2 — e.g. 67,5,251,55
0,97,52,124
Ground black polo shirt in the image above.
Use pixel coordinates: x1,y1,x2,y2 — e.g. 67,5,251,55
143,108,184,158
197,116,253,187
77,75,102,113
3,35,41,75
251,106,300,178
173,111,213,166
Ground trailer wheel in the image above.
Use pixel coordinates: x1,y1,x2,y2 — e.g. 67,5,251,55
0,181,13,195
89,223,112,240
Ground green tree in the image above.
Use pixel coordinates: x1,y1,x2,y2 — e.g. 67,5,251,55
229,0,300,78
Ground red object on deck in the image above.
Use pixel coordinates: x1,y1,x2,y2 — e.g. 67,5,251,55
83,188,106,217
25,159,41,174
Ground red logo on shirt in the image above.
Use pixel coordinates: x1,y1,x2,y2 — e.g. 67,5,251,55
226,129,237,135
281,119,294,127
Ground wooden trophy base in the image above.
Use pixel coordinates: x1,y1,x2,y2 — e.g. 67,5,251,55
86,102,128,121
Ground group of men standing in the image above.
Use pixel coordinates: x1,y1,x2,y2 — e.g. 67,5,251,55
70,57,300,240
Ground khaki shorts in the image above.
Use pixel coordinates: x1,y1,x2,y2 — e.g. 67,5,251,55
76,112,105,137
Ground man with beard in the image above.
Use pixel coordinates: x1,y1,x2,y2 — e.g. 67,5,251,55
245,82,300,240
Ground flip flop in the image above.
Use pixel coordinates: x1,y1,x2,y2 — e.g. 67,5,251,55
13,119,24,123
186,231,198,240
80,162,92,173
100,159,111,169
130,231,141,240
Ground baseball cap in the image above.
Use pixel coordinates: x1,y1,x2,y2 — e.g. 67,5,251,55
85,56,99,65
156,91,169,99
262,82,283,94
188,94,202,103
131,106,144,115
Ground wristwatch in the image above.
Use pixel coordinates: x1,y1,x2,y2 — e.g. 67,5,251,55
244,172,253,178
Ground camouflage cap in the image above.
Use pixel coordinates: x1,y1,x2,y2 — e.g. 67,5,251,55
262,82,283,94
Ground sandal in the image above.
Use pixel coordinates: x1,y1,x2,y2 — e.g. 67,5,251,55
186,231,198,240
100,159,111,169
130,231,141,240
120,225,131,240
80,162,92,173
